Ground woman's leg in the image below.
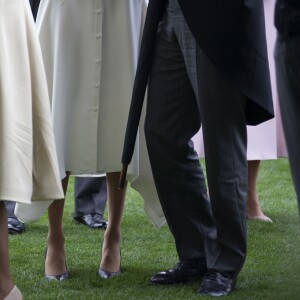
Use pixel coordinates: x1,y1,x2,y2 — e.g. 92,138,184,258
99,172,127,273
246,160,272,222
45,175,69,276
0,202,14,299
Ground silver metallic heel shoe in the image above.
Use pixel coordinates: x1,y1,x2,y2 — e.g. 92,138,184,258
97,268,121,279
97,242,121,279
44,247,69,281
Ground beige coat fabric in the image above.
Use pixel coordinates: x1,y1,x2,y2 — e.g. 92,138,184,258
0,0,64,204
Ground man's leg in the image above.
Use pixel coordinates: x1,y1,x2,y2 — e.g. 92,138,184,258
145,1,247,295
173,7,247,296
194,45,248,278
170,5,247,295
275,34,300,216
74,177,107,229
4,201,25,234
4,201,16,218
145,12,214,273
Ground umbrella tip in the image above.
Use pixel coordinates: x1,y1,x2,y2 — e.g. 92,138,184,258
118,164,128,189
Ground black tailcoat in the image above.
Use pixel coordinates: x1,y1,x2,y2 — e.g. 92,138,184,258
178,0,274,125
122,0,274,167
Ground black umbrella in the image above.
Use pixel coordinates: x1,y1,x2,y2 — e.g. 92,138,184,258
119,0,166,189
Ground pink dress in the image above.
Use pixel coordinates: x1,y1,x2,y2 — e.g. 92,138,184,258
192,0,287,160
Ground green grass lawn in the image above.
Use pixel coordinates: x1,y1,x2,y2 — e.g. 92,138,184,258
9,158,300,299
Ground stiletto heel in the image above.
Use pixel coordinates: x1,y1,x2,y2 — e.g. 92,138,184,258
44,247,69,281
97,242,121,279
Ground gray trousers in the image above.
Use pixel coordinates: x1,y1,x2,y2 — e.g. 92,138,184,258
144,0,248,277
4,201,16,218
74,177,107,218
275,33,300,217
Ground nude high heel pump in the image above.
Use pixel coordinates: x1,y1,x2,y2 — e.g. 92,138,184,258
4,286,23,300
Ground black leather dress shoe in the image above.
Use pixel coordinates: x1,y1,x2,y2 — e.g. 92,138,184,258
74,214,107,229
93,214,108,229
198,270,236,297
150,259,207,284
7,217,25,234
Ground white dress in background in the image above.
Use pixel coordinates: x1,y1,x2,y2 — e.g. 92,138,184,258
192,0,287,160
0,0,63,204
36,0,165,227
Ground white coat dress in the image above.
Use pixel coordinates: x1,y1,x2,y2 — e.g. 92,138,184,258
36,0,165,227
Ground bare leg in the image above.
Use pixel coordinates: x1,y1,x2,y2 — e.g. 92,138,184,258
99,172,127,272
45,175,69,276
246,160,272,222
0,202,14,300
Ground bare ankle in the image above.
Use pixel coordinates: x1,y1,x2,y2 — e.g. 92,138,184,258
47,234,65,248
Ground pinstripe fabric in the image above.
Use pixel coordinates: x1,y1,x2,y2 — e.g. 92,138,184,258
177,0,274,125
122,0,274,167
275,34,300,217
145,0,248,277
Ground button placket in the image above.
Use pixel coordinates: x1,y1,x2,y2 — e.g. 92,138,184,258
87,0,103,168
92,0,103,112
